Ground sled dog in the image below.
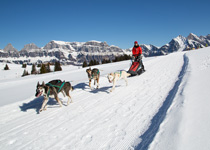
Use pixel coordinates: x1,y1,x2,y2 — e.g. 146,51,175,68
86,68,100,89
107,71,131,92
35,80,73,112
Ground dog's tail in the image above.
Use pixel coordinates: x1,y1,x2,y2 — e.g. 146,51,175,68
71,86,74,91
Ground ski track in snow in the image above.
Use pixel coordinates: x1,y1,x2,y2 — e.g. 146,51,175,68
0,53,185,150
134,54,189,150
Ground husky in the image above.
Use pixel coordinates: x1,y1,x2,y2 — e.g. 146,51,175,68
107,71,131,92
35,79,73,112
86,68,100,89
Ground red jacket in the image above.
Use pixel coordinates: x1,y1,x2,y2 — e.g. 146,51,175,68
132,46,142,57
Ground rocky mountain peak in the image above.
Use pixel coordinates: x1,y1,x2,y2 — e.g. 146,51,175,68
44,40,72,50
3,43,18,52
206,34,210,40
187,33,201,41
21,43,40,51
1,33,210,65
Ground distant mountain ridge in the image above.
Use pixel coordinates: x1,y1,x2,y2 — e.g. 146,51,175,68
0,33,209,65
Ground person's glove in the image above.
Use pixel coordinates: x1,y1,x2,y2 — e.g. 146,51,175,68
131,56,135,62
139,54,143,60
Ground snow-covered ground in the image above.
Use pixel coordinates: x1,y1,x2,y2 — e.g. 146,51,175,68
149,48,210,150
0,48,210,150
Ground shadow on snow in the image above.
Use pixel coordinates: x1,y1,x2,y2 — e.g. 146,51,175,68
19,97,60,114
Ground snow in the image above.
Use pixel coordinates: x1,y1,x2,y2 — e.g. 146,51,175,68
88,40,102,43
0,56,59,64
0,49,5,53
52,40,70,45
70,42,86,47
149,47,210,150
142,44,152,50
0,63,32,81
173,35,187,52
190,33,201,41
0,48,210,150
188,39,203,47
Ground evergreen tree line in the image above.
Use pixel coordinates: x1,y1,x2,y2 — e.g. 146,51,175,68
20,61,62,77
82,54,131,68
112,54,131,62
82,59,100,68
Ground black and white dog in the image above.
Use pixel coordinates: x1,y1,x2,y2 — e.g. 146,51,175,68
35,80,73,112
86,68,100,89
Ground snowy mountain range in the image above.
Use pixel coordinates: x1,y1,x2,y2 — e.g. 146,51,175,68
0,33,209,65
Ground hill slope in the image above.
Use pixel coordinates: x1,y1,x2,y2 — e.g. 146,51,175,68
0,47,210,150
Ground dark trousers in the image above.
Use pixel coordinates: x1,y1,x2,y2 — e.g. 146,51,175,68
134,57,145,70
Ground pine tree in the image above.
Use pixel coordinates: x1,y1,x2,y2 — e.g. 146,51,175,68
22,69,29,77
106,59,111,63
96,60,99,65
4,64,9,70
22,64,27,68
124,54,131,60
82,60,88,68
102,59,106,64
37,64,41,67
93,59,97,65
40,64,47,74
31,64,37,74
54,61,62,72
46,62,51,73
89,60,94,66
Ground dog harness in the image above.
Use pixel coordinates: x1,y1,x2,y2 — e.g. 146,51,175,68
114,71,122,77
91,70,100,79
46,82,65,96
112,71,122,81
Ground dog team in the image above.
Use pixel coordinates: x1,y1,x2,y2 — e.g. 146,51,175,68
35,68,131,112
35,41,144,112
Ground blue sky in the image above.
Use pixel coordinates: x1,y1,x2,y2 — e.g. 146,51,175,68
0,0,209,50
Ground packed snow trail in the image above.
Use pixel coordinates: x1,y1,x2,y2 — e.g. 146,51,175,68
0,61,131,106
149,47,210,150
0,53,185,150
135,54,188,150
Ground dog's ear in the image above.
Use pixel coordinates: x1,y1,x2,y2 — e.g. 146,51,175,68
37,82,40,88
42,81,45,86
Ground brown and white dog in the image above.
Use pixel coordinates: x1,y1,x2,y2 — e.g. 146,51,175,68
107,71,130,92
86,68,100,89
35,80,73,112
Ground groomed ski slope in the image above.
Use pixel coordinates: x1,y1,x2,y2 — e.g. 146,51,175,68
0,48,209,150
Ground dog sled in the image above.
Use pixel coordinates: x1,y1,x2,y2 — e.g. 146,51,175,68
127,59,144,76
